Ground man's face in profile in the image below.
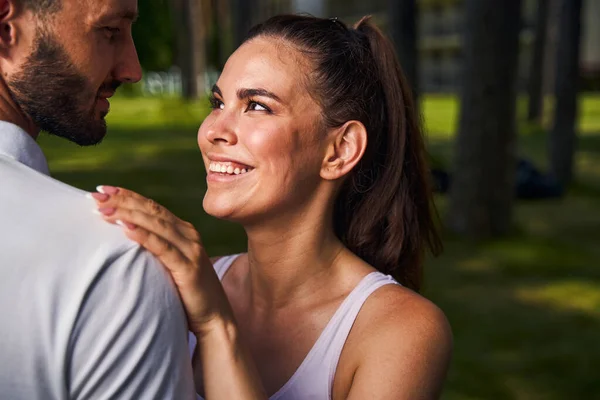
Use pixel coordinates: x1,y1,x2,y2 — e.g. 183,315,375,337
7,0,141,146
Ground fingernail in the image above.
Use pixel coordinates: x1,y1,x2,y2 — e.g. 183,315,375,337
86,192,109,202
116,219,136,230
97,185,119,195
97,207,116,216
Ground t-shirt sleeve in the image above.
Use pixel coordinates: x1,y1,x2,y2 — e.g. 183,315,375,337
67,245,196,400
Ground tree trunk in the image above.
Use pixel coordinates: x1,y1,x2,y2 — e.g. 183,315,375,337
388,0,418,102
447,0,522,238
171,0,198,99
549,0,582,187
207,0,224,71
541,0,561,112
231,0,254,47
192,0,209,95
527,0,550,122
170,0,209,99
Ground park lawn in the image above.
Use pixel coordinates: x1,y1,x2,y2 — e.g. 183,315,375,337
39,94,600,399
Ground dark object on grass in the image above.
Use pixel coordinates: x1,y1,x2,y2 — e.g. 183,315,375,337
515,158,564,199
431,168,451,194
431,159,564,199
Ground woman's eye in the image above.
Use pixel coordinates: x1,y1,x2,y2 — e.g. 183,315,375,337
209,96,224,110
248,101,269,112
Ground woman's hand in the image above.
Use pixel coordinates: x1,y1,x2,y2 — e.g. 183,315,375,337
88,185,231,336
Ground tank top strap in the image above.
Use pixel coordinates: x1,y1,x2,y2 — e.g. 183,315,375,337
271,271,399,399
213,253,243,281
319,272,399,389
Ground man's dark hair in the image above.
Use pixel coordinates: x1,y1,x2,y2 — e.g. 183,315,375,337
20,0,61,14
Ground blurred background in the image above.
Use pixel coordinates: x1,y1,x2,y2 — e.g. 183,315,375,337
39,0,599,398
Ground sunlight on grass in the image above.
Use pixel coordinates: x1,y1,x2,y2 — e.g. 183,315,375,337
421,95,459,139
579,95,600,133
49,153,119,171
516,281,600,317
420,93,600,137
107,96,210,129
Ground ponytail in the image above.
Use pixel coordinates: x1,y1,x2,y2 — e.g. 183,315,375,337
247,15,442,292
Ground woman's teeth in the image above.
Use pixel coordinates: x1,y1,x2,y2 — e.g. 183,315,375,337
209,161,251,175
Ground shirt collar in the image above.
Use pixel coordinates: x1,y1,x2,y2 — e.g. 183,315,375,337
0,121,49,176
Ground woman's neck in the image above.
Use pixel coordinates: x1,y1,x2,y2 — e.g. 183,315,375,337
242,208,346,310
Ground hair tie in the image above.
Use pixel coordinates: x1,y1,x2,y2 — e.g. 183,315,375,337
328,16,347,30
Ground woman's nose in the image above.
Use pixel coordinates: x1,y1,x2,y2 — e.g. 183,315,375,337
204,114,239,145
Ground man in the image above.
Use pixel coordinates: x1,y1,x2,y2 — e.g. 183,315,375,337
0,0,195,398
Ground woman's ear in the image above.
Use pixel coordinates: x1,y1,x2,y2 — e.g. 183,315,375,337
320,120,367,181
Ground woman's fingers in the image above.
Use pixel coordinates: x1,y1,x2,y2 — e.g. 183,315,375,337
98,206,193,253
178,221,203,243
89,186,205,261
92,186,177,223
91,189,201,242
122,225,196,281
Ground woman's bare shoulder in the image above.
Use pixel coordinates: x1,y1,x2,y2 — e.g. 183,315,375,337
348,283,452,353
337,283,453,397
363,284,450,333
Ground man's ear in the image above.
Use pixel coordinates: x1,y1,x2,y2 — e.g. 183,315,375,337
320,120,368,181
0,0,20,54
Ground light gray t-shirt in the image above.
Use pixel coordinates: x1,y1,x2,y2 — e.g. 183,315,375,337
0,121,195,399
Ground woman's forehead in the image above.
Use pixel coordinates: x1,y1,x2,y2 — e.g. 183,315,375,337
218,38,309,100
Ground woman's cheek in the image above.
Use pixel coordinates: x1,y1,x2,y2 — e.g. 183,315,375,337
245,124,295,156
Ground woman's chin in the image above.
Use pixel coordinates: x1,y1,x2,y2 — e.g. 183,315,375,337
202,196,242,221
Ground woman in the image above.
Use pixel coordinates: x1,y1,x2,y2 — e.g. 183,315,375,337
91,15,452,399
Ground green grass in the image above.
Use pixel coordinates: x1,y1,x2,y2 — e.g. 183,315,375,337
39,94,600,399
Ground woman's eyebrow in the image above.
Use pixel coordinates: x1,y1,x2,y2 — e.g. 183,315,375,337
237,88,283,103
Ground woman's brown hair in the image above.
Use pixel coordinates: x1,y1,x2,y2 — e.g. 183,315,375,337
245,15,442,292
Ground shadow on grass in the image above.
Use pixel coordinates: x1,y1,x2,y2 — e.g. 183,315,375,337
426,235,600,399
40,125,600,400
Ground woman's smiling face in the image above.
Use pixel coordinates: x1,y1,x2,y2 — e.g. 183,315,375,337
198,37,328,224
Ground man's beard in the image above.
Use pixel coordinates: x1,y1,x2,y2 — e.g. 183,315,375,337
8,29,120,146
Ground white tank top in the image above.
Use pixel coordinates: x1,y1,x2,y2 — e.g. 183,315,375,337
190,254,399,399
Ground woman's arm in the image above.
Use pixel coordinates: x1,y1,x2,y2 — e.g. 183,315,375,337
90,186,267,399
195,314,266,399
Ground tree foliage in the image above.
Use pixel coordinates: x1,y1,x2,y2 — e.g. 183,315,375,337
132,0,175,72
